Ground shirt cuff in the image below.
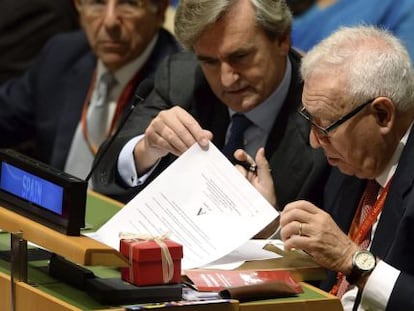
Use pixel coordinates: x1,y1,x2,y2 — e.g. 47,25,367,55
118,136,141,186
361,260,400,310
117,135,160,187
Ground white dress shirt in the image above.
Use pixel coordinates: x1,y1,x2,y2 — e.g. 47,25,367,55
342,123,413,310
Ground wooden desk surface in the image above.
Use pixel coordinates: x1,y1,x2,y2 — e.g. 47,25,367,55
0,191,127,266
0,191,342,311
0,269,341,311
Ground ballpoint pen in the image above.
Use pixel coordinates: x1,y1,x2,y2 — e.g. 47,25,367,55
234,160,257,173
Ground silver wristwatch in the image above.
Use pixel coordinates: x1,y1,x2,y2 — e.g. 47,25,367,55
346,249,376,285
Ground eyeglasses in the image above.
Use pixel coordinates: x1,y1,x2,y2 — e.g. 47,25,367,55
81,0,146,17
298,98,376,137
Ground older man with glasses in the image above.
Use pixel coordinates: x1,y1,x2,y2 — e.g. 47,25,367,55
250,25,414,310
0,0,180,181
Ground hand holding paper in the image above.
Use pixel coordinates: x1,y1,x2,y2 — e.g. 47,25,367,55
95,142,279,269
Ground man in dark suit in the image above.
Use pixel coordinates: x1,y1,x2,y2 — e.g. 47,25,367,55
92,0,330,218
268,26,414,310
0,0,180,179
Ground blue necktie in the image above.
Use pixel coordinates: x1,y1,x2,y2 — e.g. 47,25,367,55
222,113,252,163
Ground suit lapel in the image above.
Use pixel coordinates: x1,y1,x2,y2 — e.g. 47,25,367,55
371,126,414,258
51,52,96,168
265,50,306,155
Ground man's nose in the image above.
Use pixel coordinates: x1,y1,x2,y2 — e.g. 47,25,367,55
309,126,328,149
102,1,121,26
220,62,238,87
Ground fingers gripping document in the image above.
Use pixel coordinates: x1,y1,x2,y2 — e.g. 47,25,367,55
95,142,279,270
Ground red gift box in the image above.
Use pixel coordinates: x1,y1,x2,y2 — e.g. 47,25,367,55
120,238,183,286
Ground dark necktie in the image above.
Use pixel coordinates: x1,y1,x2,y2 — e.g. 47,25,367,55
222,113,252,163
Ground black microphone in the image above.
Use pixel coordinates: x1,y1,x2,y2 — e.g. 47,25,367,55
85,78,154,182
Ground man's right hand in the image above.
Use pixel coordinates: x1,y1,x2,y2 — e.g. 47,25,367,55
133,106,213,174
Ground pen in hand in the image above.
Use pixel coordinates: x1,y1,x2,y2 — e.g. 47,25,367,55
234,159,257,173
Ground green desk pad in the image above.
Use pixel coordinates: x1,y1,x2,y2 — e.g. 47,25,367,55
84,191,124,231
0,193,331,310
0,255,328,311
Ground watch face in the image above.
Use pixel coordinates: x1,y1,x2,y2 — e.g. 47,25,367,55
355,251,376,271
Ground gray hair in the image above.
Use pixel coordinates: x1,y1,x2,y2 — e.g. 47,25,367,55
301,25,414,112
174,0,292,51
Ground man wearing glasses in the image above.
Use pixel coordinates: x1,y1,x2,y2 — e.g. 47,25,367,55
0,0,180,180
252,25,414,310
298,98,376,138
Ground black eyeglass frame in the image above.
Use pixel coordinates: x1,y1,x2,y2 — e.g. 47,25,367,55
298,98,376,137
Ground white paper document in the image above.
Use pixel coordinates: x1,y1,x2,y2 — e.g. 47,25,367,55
95,142,279,269
201,239,281,270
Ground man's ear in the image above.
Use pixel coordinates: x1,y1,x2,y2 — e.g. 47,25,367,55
372,97,395,133
276,34,291,56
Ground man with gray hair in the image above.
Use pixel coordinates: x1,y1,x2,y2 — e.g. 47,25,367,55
253,25,414,309
0,0,179,180
93,0,330,228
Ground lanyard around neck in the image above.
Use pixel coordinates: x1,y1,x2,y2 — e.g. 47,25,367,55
350,178,392,245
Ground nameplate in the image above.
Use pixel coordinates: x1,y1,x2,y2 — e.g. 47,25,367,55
0,149,86,235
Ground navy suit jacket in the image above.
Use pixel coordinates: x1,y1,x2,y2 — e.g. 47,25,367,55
0,29,180,170
93,51,330,205
320,126,414,310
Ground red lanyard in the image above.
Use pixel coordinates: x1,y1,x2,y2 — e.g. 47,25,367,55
349,178,392,245
330,178,392,296
81,68,142,154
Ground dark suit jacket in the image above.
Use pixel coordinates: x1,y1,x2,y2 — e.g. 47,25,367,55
93,51,330,206
0,29,180,170
320,126,414,310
